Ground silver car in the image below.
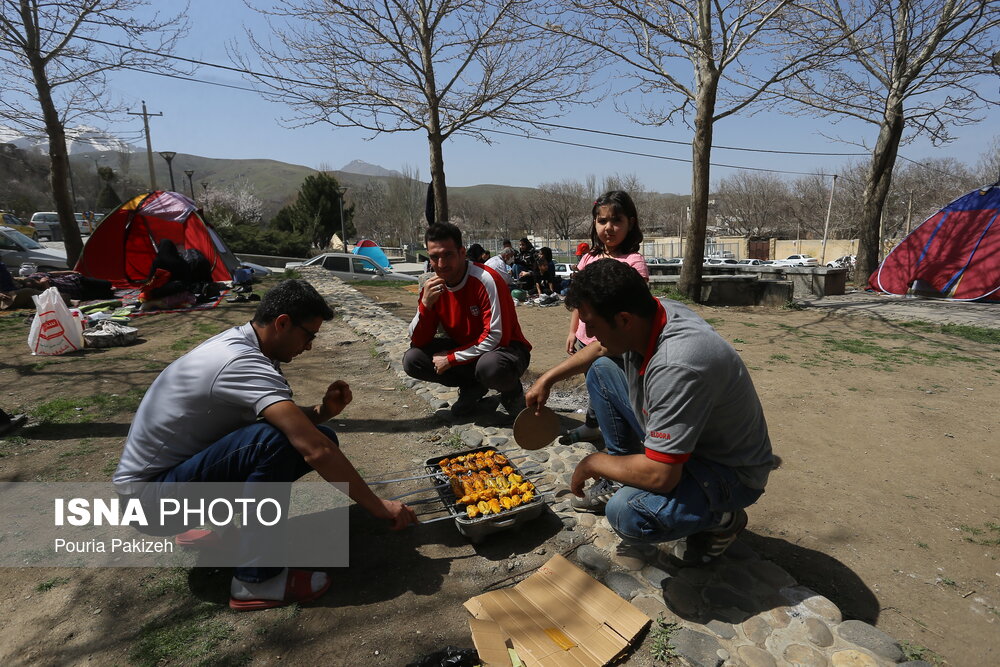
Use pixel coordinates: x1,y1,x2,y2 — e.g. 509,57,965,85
0,226,70,272
285,253,418,282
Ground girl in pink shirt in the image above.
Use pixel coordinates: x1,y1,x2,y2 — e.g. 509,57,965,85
562,190,649,445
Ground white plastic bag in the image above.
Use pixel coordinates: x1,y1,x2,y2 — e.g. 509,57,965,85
27,287,85,356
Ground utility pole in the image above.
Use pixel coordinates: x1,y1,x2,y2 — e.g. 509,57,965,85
820,174,838,265
127,101,162,191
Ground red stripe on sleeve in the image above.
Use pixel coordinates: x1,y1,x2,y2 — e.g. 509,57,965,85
644,448,690,464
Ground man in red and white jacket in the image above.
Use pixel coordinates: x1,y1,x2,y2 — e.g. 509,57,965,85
404,222,532,419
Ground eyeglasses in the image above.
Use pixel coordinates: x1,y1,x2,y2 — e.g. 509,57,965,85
295,323,319,343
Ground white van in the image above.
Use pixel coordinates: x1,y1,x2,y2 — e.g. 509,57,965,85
29,212,93,239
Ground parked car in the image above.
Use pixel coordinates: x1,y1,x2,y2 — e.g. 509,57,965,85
0,226,70,271
662,257,684,265
737,258,764,266
774,254,819,267
703,257,738,265
1,212,38,240
285,253,418,282
29,212,62,240
553,262,576,281
826,255,856,268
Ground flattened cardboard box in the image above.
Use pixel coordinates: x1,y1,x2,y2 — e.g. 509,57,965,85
465,554,651,667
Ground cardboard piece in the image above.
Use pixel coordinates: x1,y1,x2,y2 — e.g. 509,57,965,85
466,555,651,667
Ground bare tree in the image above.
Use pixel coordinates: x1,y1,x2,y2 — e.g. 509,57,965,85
0,1,186,265
385,164,425,247
716,171,793,238
556,0,834,299
975,135,1000,184
487,191,528,240
778,0,1000,281
238,0,596,224
531,179,589,239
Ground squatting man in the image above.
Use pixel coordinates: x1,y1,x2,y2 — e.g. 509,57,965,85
525,259,774,566
113,279,418,611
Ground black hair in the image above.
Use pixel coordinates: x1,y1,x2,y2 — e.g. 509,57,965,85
519,237,532,247
467,243,488,263
537,246,553,263
425,222,463,248
589,190,643,256
253,279,334,325
565,259,656,323
501,239,512,248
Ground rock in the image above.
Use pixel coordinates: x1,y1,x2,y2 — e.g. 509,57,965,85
748,560,797,588
488,436,509,446
804,617,834,647
783,643,828,666
705,619,735,640
527,450,550,463
603,572,642,600
835,620,904,662
737,644,778,667
641,565,670,588
766,606,793,629
631,595,670,620
430,399,449,409
720,564,757,591
669,628,723,667
830,649,879,666
802,594,843,624
741,615,772,646
576,513,596,528
575,545,611,573
560,515,577,529
663,578,703,616
702,585,757,613
461,430,484,448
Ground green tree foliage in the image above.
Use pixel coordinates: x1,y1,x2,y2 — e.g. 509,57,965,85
216,225,310,258
272,172,355,248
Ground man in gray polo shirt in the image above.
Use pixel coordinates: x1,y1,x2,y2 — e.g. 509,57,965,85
114,279,417,610
525,260,773,566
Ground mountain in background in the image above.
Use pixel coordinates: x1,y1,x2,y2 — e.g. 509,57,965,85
340,159,402,178
0,124,133,155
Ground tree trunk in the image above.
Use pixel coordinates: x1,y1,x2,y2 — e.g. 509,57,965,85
856,101,905,282
678,48,719,301
20,4,83,266
427,130,448,223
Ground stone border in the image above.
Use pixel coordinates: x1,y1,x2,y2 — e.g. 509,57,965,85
305,267,925,667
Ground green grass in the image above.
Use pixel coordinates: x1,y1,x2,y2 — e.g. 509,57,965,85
56,439,98,459
0,435,31,458
732,338,746,344
441,433,466,450
31,389,145,425
130,602,242,667
650,615,680,664
899,640,944,665
916,541,929,549
770,353,791,362
101,456,120,477
347,279,416,287
649,286,693,304
139,568,190,600
283,268,301,280
959,522,1000,546
35,576,70,592
940,323,1000,345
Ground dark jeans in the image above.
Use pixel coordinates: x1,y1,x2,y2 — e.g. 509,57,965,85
403,338,530,395
149,421,334,582
586,357,763,543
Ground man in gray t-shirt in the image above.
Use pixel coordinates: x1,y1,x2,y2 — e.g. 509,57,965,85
526,260,773,566
115,279,417,610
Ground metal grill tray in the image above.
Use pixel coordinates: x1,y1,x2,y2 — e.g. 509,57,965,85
424,446,546,542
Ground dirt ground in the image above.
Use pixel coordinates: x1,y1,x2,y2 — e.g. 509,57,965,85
0,279,997,666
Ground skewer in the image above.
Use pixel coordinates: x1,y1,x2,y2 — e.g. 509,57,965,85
398,484,555,508
366,451,529,482
417,493,556,524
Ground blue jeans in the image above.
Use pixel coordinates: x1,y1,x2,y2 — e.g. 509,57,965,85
586,357,763,544
150,422,334,582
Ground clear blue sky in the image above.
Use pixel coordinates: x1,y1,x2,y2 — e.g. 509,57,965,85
104,0,998,194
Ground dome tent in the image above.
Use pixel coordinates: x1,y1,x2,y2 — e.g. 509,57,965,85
75,191,240,287
868,184,1000,302
352,239,392,269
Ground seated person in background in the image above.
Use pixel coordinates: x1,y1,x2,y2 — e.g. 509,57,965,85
114,279,417,610
404,223,531,419
530,247,557,296
526,260,773,567
467,243,490,264
512,237,536,286
485,247,516,286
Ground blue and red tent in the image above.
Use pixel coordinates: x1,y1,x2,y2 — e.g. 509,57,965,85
869,185,1000,302
352,239,392,270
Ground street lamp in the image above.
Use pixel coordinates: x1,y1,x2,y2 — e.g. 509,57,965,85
184,169,195,199
337,186,349,250
158,151,177,192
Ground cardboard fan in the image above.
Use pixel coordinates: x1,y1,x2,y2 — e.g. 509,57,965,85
512,406,560,450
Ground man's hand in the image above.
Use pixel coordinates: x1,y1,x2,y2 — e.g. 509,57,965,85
432,353,451,375
321,380,353,418
570,454,599,497
380,499,418,530
422,276,446,309
525,378,551,415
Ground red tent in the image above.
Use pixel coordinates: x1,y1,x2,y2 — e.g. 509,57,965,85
75,191,240,288
868,185,1000,302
